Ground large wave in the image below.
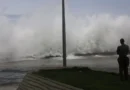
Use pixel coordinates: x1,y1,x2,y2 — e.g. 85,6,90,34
0,4,130,60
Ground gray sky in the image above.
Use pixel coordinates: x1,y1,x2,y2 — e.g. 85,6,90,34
0,0,130,16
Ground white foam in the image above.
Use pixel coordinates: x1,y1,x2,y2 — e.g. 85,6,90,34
0,3,129,60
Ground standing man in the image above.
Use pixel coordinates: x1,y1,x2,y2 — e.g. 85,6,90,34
117,38,129,81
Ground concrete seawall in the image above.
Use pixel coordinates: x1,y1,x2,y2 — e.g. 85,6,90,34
17,73,83,90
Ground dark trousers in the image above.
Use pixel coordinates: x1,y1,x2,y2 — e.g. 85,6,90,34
118,56,129,80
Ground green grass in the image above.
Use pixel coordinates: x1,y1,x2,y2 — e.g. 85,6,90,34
33,67,130,90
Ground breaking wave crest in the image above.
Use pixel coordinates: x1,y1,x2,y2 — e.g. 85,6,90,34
0,5,130,60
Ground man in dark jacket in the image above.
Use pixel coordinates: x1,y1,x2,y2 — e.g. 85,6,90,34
117,38,129,80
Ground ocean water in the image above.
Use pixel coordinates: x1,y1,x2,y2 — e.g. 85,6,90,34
1,55,130,90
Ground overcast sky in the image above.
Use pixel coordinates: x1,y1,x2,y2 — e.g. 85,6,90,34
0,0,130,16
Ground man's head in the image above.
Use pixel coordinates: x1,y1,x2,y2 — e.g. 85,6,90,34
120,38,125,45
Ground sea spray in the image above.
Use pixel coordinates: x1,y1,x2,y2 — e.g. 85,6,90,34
0,4,130,61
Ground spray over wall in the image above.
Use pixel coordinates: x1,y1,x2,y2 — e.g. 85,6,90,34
0,4,130,61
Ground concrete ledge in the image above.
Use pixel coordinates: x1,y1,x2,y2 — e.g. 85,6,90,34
17,73,83,90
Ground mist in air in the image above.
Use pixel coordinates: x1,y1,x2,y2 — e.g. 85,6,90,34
0,3,130,61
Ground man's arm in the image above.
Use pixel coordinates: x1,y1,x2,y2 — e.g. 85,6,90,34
116,46,120,55
127,45,129,55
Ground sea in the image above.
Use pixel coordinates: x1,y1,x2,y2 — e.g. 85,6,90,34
0,55,130,90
